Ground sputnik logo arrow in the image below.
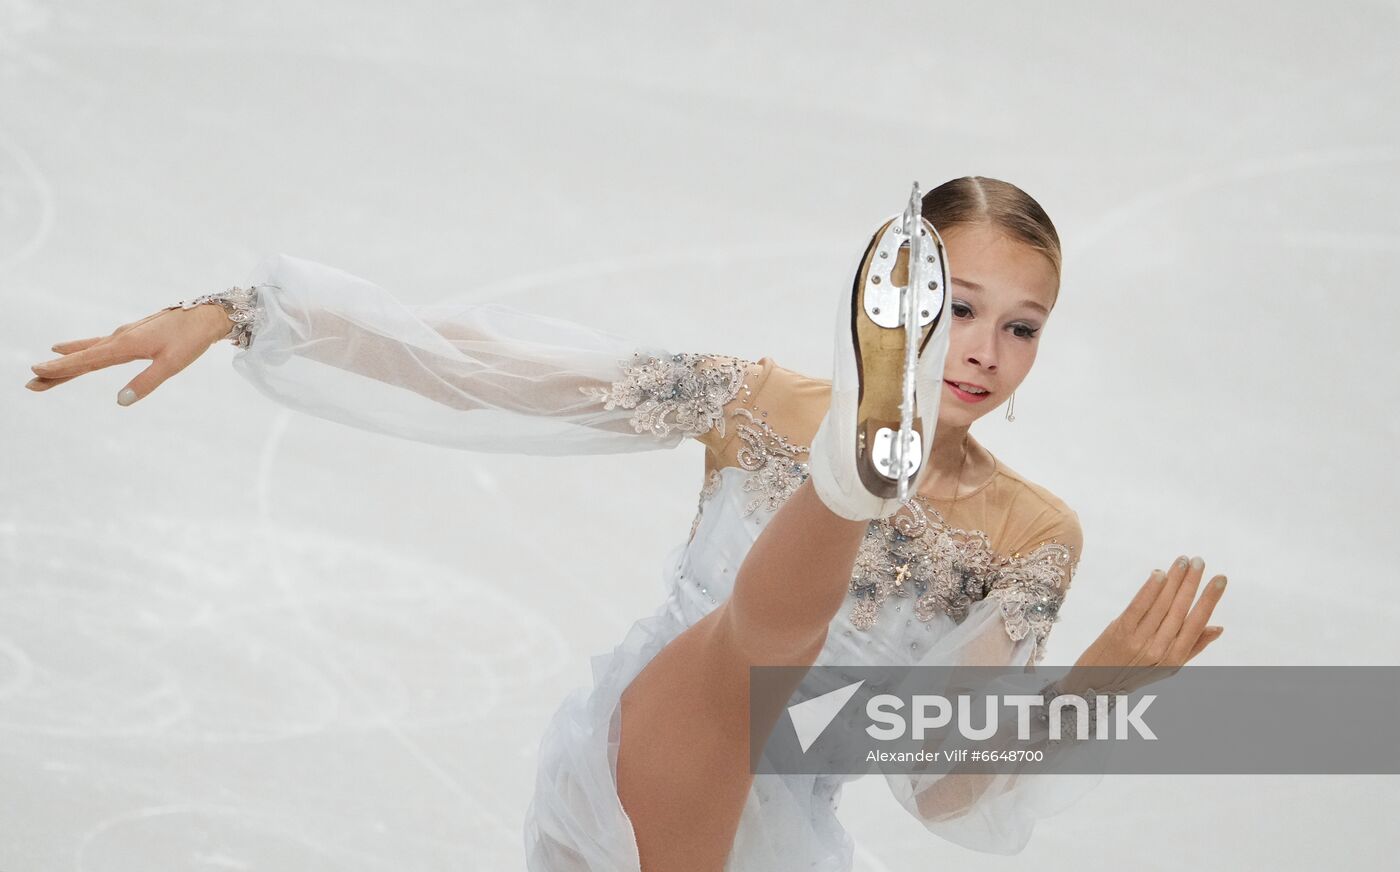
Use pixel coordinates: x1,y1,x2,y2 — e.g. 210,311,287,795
787,679,866,752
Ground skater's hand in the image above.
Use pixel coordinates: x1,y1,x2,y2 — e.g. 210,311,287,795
25,304,234,405
1060,555,1227,697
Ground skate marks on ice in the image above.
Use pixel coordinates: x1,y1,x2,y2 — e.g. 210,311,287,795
0,516,569,736
0,506,568,864
0,129,56,273
72,803,408,872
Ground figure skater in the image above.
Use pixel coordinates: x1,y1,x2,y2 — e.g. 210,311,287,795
25,176,1228,871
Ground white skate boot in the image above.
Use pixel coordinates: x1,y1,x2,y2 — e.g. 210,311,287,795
808,183,953,521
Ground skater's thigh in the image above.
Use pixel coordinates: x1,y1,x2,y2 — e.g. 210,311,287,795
616,603,824,872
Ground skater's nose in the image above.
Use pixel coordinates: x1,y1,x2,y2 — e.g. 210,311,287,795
963,327,998,371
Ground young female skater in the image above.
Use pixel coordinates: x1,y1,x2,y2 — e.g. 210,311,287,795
26,177,1228,871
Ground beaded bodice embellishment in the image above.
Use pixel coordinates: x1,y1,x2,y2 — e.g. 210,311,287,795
846,497,1074,663
579,353,749,440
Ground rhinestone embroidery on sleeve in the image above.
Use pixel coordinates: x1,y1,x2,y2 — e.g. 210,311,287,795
985,539,1078,663
579,352,749,440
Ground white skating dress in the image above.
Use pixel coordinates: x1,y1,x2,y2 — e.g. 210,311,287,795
221,254,1110,871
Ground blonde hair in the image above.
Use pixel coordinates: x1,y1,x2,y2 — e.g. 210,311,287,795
921,176,1062,283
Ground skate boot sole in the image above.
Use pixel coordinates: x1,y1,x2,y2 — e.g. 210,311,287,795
852,216,945,500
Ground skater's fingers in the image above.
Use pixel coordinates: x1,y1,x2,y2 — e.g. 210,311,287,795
1137,555,1190,634
31,340,142,380
50,336,106,354
25,374,78,391
50,310,165,356
1120,568,1166,627
117,357,181,406
1167,574,1228,663
1153,557,1207,645
1185,626,1223,661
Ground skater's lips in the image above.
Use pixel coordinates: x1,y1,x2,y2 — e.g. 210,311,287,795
945,378,990,393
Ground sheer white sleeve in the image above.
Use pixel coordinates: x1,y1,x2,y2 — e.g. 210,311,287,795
183,253,756,455
882,512,1114,854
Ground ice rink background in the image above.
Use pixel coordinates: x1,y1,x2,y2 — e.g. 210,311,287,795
3,1,1398,869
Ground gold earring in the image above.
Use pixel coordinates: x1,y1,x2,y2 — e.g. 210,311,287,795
1005,391,1016,422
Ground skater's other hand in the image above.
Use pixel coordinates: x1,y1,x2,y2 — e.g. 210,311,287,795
25,304,234,405
1061,555,1227,696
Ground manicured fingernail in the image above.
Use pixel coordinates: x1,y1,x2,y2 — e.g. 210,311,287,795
1191,556,1204,570
1175,556,1189,569
1213,576,1227,591
117,388,137,406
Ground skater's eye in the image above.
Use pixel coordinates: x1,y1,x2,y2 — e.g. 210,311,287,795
954,300,1040,340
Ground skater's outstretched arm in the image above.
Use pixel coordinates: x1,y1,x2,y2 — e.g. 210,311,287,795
27,253,763,455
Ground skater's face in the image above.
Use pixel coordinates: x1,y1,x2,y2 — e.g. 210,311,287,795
937,222,1060,425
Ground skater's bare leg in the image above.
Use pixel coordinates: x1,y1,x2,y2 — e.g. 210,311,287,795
616,477,867,872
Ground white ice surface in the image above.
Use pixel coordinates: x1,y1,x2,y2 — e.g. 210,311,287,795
2,1,1398,870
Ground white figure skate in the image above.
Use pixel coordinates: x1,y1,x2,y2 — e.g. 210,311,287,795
809,183,953,521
